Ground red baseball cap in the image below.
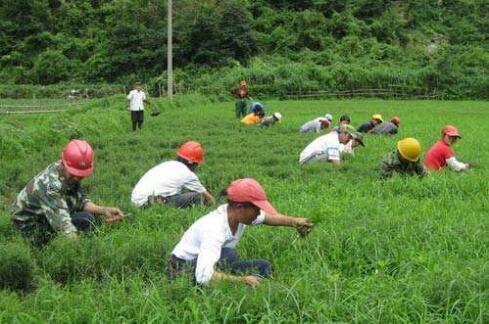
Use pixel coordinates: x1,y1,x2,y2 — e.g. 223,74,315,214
226,178,278,216
442,125,461,138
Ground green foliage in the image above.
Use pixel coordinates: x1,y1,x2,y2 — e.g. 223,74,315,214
0,241,37,292
1,0,489,99
32,49,73,84
1,98,489,321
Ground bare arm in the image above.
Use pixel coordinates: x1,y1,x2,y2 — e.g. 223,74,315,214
330,159,341,166
83,202,124,223
264,214,314,237
212,271,261,286
201,191,215,205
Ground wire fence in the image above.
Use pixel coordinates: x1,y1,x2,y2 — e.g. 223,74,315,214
0,99,96,114
0,85,447,115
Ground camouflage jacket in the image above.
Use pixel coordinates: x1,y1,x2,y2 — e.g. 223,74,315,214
12,161,90,234
380,151,427,179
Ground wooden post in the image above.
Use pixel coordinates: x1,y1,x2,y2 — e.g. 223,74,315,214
167,0,173,99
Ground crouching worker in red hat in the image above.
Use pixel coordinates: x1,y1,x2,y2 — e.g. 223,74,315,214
167,178,314,286
11,140,125,246
424,125,471,172
131,141,215,208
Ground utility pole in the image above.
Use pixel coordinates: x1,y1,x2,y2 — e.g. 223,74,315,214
167,0,173,98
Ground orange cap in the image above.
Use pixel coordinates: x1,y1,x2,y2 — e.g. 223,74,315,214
177,141,204,164
442,125,461,138
227,178,278,215
391,116,401,125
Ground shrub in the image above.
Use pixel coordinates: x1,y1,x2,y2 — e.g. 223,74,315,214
0,242,37,292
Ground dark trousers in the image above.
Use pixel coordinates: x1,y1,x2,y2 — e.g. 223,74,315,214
147,192,203,208
235,99,247,119
131,110,144,131
167,248,272,283
13,212,101,246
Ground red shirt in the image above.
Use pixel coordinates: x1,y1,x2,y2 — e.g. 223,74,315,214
424,140,454,170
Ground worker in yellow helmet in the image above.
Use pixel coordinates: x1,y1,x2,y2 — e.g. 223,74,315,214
380,138,427,178
357,114,383,133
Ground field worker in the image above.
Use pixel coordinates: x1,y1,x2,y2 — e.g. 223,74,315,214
339,132,364,157
127,82,150,132
11,140,125,246
230,80,251,119
166,178,314,286
424,125,471,172
299,125,365,165
241,110,264,125
357,114,383,133
299,114,333,134
332,114,351,131
131,141,215,208
380,137,426,178
259,112,282,128
249,102,265,115
370,116,400,135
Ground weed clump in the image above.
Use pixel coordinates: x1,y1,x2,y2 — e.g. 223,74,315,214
0,242,37,292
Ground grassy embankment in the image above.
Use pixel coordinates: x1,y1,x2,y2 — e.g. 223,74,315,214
1,96,488,322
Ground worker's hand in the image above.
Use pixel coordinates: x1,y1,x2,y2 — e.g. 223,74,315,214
103,207,124,224
65,232,79,240
244,275,262,287
465,162,476,169
294,218,314,238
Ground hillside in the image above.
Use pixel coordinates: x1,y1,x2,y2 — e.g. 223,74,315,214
1,1,488,98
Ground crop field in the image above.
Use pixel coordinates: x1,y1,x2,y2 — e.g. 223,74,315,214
1,96,489,322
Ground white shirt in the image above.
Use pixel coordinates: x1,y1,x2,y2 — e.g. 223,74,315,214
127,89,146,111
446,157,468,171
131,161,206,207
299,131,341,164
339,139,355,157
299,118,327,133
171,204,265,285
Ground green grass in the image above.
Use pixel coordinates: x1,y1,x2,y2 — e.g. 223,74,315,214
1,97,489,322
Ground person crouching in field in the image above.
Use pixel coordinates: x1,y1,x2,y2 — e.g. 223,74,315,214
249,102,265,115
299,114,333,134
299,125,364,165
424,125,471,172
370,116,401,135
259,112,282,128
166,178,313,286
332,114,351,132
241,110,265,125
230,80,251,119
380,138,426,178
131,141,215,208
357,114,383,133
11,140,125,246
127,82,150,132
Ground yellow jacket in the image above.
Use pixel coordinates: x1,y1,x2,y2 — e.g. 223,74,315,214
241,113,261,125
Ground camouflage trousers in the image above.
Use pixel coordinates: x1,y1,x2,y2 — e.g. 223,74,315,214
12,212,101,246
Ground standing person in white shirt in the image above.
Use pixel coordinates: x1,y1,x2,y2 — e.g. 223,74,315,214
131,141,215,208
167,178,314,286
299,125,364,165
127,82,149,131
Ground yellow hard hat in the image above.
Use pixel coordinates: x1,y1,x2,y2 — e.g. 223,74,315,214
372,114,383,122
397,138,421,162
